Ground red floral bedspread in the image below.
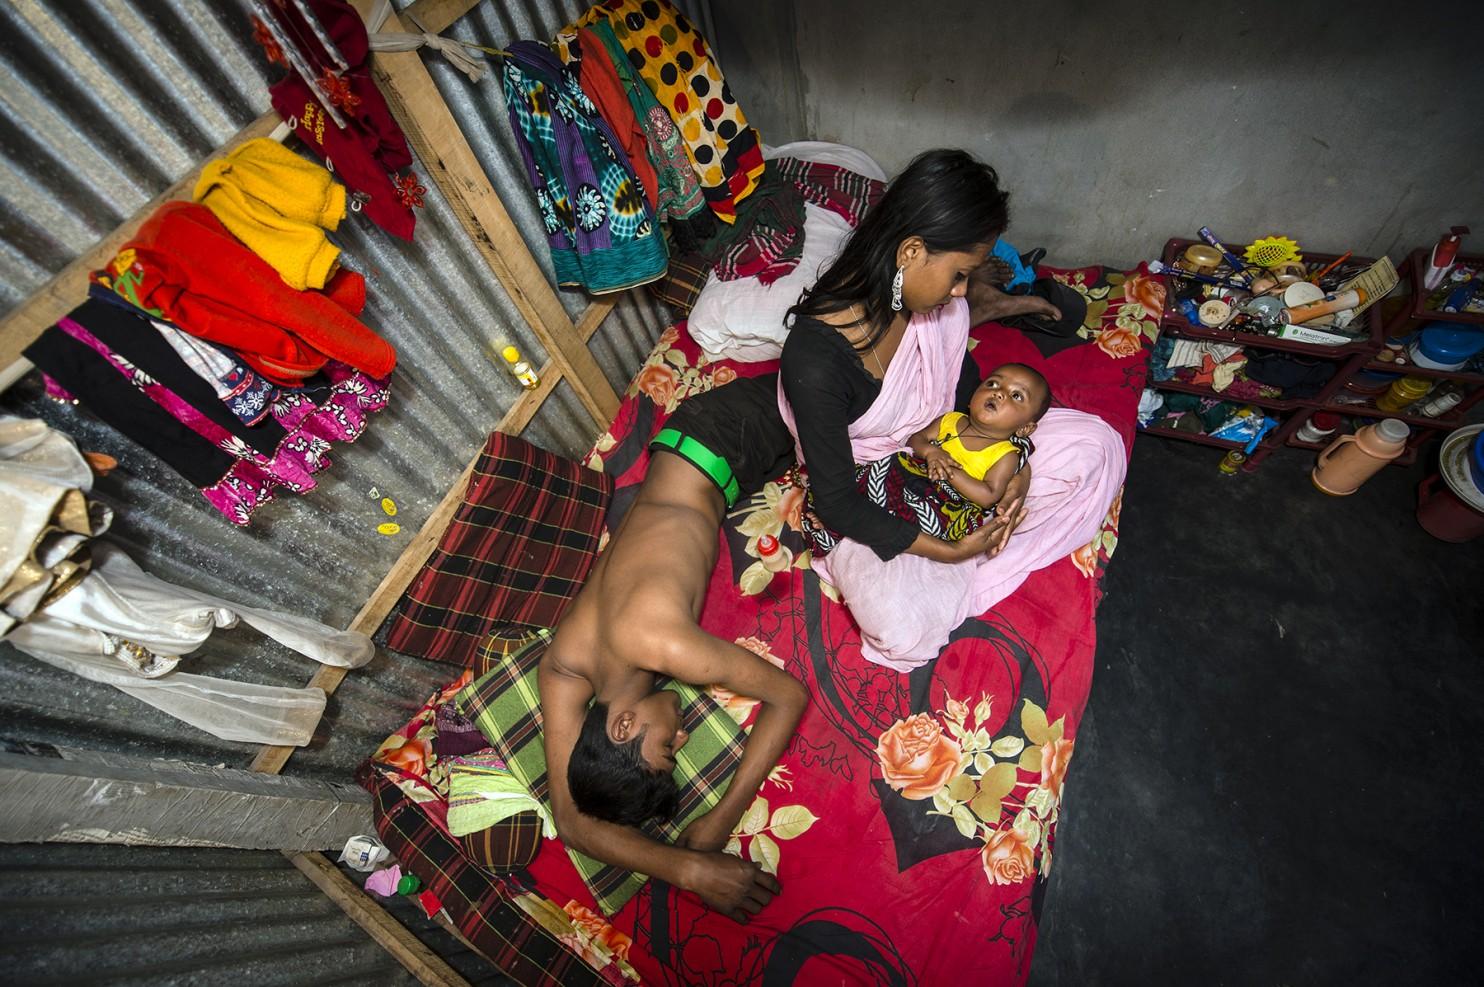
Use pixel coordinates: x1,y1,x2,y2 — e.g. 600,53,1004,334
517,265,1161,986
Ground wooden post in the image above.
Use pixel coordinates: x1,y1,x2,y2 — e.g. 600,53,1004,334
285,850,473,987
355,1,622,429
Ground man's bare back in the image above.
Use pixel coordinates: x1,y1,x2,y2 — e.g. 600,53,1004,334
537,398,806,922
547,453,724,691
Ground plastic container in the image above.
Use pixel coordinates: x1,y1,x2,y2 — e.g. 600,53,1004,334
1217,450,1246,475
1416,426,1484,541
1409,323,1484,371
1374,376,1433,413
756,533,793,572
501,346,541,389
1418,389,1462,418
1295,412,1341,443
1312,419,1410,496
1417,474,1484,542
1472,430,1484,491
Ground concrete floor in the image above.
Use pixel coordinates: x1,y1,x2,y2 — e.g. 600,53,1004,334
1034,435,1484,985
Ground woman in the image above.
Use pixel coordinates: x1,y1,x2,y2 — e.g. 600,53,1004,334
778,149,1125,670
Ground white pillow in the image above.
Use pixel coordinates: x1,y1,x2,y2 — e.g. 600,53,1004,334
688,204,853,363
761,140,889,182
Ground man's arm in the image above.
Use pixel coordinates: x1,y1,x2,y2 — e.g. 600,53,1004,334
652,624,808,853
538,658,778,921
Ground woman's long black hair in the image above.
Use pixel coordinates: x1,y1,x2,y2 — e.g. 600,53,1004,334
787,148,1010,351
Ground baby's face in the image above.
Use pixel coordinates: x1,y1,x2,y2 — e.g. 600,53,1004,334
969,367,1045,434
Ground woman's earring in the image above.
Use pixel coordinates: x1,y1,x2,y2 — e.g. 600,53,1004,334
890,266,904,312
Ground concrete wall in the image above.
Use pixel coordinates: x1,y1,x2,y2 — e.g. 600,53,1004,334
710,0,1484,270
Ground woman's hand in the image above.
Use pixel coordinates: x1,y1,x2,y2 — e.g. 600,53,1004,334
985,466,1031,556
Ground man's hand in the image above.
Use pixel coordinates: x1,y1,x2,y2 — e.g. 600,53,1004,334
677,806,736,854
682,851,781,923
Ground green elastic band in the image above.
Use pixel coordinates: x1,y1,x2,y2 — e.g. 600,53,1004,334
651,427,740,507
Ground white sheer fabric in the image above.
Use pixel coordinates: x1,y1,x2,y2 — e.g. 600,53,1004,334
1,416,373,746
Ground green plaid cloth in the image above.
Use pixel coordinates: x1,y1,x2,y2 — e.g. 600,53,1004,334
455,629,746,915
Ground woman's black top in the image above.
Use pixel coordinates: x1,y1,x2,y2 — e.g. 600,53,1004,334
780,315,980,560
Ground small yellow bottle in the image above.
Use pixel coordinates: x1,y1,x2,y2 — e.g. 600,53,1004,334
501,346,540,390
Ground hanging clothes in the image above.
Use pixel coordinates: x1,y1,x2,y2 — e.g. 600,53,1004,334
258,0,419,240
92,201,395,384
83,284,280,427
0,417,107,636
24,299,389,525
193,137,347,291
576,0,764,225
501,40,668,294
554,28,660,214
6,545,366,747
557,20,716,254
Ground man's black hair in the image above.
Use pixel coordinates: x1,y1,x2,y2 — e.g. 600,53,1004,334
568,700,680,826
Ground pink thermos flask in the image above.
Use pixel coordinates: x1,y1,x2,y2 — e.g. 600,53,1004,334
1311,419,1410,495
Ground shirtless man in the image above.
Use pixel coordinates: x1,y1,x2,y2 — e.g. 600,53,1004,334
539,374,810,923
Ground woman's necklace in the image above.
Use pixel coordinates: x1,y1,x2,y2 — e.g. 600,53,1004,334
848,304,887,379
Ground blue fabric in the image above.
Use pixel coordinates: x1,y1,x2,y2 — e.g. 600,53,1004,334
992,239,1035,292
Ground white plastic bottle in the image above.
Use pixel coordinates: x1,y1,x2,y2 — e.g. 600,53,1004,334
501,346,540,389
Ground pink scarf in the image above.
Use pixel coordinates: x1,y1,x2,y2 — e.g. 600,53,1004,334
778,298,970,465
776,297,1126,670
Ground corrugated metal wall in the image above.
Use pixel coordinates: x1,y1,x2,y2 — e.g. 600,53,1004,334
0,0,715,980
0,0,713,784
0,843,515,985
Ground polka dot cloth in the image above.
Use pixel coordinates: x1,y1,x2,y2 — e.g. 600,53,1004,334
576,0,764,224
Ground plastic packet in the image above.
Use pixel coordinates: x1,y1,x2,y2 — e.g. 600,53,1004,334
338,834,390,872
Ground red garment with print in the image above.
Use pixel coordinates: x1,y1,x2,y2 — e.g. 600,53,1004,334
518,265,1160,985
95,201,394,383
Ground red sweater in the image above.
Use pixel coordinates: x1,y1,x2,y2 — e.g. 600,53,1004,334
97,201,395,383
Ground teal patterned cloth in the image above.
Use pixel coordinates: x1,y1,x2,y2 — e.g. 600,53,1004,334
503,40,667,293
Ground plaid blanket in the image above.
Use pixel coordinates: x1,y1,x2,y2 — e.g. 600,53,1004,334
385,433,611,665
454,630,746,915
767,156,885,228
366,772,610,987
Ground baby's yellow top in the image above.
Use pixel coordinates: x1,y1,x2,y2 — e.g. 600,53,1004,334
935,412,1020,480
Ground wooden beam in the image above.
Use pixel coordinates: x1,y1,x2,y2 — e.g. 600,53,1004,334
402,0,483,33
0,112,280,371
0,743,372,850
248,298,615,776
356,1,621,429
285,851,473,987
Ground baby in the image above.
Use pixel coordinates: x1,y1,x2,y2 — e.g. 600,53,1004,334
795,364,1051,555
909,363,1050,516
845,363,1050,545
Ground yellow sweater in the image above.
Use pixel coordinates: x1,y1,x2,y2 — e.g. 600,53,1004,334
193,138,346,291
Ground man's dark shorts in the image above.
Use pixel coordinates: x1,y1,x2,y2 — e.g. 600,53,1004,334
649,373,794,508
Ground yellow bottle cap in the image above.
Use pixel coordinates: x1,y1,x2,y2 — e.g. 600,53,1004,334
501,346,521,364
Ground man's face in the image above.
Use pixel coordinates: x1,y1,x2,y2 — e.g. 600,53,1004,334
630,689,690,772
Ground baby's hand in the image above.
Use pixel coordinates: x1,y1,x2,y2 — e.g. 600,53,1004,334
922,447,955,482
